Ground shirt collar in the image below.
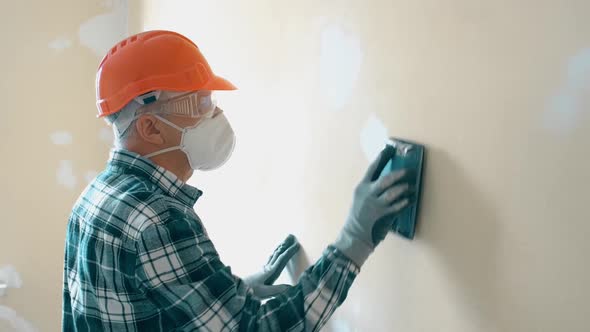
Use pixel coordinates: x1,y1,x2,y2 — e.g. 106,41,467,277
107,148,202,206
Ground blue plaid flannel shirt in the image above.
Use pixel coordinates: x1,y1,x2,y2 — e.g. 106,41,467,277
62,149,359,331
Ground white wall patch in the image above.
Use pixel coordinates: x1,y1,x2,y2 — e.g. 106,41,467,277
330,319,352,332
319,24,363,110
0,265,22,294
84,170,99,184
57,160,77,189
0,306,38,332
545,48,590,135
360,113,389,162
48,37,73,51
79,0,128,57
50,131,73,145
99,127,114,144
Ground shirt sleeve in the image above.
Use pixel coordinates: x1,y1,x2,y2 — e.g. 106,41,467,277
62,219,74,332
62,259,74,331
134,211,359,331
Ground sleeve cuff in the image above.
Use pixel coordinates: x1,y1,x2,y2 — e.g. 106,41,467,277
332,230,374,268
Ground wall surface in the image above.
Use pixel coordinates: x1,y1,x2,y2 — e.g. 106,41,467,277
1,0,589,331
138,1,590,332
0,1,131,330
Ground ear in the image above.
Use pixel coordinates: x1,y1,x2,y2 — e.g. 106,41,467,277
134,114,165,145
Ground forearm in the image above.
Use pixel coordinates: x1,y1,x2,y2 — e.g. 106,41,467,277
253,246,359,331
137,218,360,331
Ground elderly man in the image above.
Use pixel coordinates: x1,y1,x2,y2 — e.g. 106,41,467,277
62,30,413,331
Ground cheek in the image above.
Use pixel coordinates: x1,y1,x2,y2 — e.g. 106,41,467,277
187,118,202,127
161,126,183,145
177,117,201,128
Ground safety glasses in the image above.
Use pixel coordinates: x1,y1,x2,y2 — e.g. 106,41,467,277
136,91,217,118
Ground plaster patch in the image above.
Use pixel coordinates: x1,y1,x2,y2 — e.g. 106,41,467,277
0,306,37,332
50,131,73,145
360,113,389,162
85,170,99,184
57,160,77,189
0,265,22,290
99,127,114,144
545,48,590,135
79,0,128,57
48,37,73,51
319,24,363,110
331,319,352,332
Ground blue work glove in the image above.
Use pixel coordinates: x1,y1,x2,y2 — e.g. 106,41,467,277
333,146,413,267
243,234,300,299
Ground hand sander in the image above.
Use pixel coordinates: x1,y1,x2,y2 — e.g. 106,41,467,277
377,138,425,240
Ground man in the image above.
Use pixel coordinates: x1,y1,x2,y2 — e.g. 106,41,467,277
62,30,413,331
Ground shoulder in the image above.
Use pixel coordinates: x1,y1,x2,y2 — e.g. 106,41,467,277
125,190,206,244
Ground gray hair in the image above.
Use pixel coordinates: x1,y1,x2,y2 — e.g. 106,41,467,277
104,98,143,148
103,90,189,148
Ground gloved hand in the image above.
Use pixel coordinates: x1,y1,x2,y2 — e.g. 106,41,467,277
243,234,300,299
333,146,413,267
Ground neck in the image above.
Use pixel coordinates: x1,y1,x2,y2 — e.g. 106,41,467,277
151,152,194,182
124,144,193,182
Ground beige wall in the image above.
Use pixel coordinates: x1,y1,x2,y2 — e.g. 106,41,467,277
1,0,589,331
139,1,590,331
0,0,133,330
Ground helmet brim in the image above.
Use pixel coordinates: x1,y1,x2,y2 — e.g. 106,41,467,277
201,75,237,91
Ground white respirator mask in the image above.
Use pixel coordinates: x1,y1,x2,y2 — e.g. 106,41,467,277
144,113,236,171
124,91,236,171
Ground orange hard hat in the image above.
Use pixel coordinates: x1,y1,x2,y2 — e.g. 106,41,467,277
95,30,236,117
